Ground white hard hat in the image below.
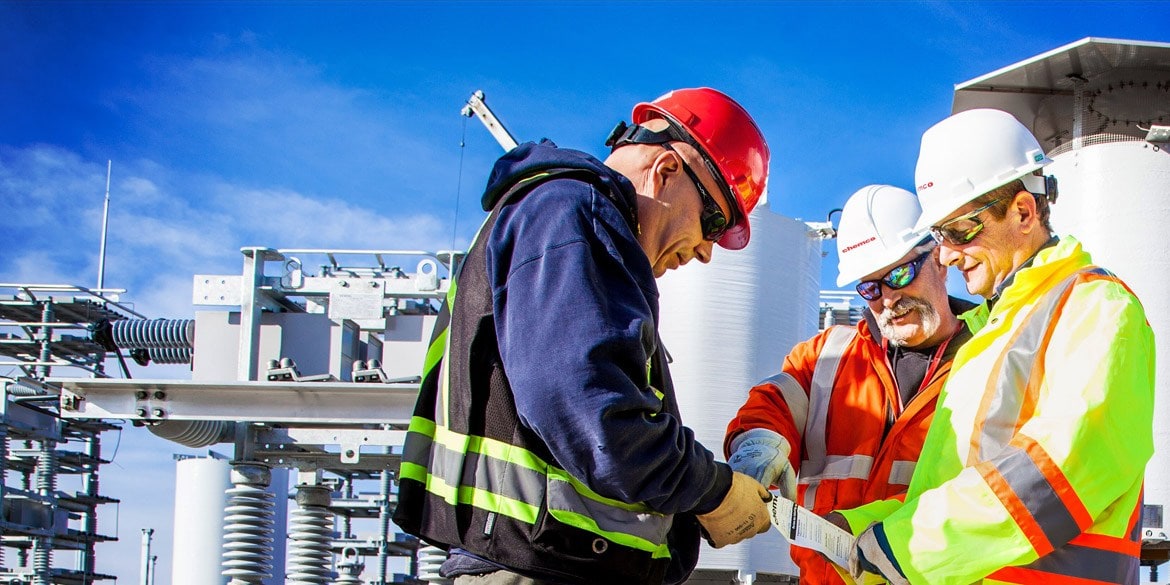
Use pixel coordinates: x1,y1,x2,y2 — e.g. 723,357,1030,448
836,185,927,286
913,108,1052,232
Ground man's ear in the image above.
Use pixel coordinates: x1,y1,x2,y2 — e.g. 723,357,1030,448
1013,190,1039,234
648,149,680,198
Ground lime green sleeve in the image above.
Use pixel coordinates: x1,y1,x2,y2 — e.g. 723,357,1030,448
835,498,905,535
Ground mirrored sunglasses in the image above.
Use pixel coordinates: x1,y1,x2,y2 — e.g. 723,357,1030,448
856,250,932,301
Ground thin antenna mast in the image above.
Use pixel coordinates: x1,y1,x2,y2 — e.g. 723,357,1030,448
97,160,111,290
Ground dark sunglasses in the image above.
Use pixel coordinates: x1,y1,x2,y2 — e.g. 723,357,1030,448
661,143,729,241
856,251,932,301
930,197,1006,246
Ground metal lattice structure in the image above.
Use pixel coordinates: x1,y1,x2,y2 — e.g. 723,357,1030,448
0,285,138,584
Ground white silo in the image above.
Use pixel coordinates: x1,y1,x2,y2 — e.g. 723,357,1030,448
171,456,291,584
950,37,1170,576
173,455,232,585
658,202,824,579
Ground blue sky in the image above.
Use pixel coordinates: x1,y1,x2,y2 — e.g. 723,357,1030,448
3,1,1170,581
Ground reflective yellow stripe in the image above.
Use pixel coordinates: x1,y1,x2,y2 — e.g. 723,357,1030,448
426,278,458,427
402,416,672,553
423,323,448,375
398,460,428,482
423,283,454,375
546,507,671,559
429,422,659,514
650,386,664,401
399,460,540,523
547,466,660,514
429,422,546,474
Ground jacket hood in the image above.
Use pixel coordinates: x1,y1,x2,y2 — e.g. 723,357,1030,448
481,140,637,214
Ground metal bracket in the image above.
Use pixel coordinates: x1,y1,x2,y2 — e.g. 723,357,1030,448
1146,125,1170,143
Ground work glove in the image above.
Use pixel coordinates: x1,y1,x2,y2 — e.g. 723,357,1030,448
727,428,798,500
696,471,772,548
848,523,909,585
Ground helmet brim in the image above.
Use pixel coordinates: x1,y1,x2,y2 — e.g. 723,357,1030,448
717,221,750,251
913,165,1051,233
836,238,924,287
913,202,967,234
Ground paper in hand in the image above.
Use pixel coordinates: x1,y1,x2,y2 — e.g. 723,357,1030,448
766,493,854,570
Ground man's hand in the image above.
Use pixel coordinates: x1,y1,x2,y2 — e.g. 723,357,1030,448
727,428,798,500
696,472,772,548
848,523,909,585
824,511,851,532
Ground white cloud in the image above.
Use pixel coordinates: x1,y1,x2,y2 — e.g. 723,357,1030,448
1,143,460,315
120,175,165,205
213,183,451,250
2,250,77,285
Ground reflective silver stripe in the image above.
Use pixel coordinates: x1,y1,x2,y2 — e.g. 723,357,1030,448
802,483,818,508
417,432,548,510
801,326,858,478
993,443,1081,547
975,298,1055,460
758,372,810,436
801,454,872,482
1024,540,1138,583
888,460,916,486
977,269,1108,460
402,424,434,467
405,428,671,545
547,476,672,545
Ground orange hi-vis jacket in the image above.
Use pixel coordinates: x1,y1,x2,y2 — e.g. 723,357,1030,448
725,300,973,585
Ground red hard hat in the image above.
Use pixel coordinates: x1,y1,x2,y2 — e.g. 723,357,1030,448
632,88,770,250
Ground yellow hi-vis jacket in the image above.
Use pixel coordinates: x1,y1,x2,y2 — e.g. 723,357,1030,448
838,236,1155,584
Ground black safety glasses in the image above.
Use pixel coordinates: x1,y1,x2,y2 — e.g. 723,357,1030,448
856,251,932,301
607,120,741,236
661,143,729,242
930,197,1006,246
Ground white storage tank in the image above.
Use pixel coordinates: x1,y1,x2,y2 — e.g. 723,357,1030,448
658,202,824,579
172,455,232,585
951,37,1170,573
171,456,290,585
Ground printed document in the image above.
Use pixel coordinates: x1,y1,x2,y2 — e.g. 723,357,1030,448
767,494,853,569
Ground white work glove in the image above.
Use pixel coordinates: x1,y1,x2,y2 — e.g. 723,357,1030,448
848,523,909,585
727,428,798,501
